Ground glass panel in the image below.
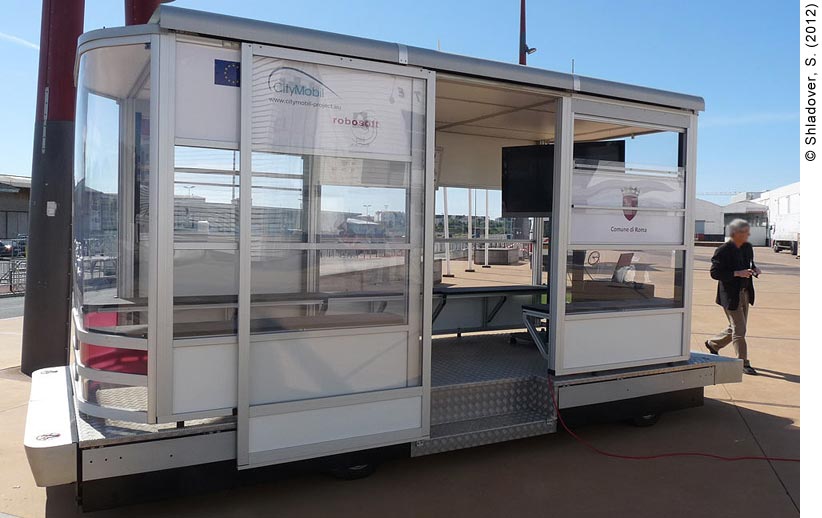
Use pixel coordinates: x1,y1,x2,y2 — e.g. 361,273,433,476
73,43,151,336
248,249,409,334
572,125,683,172
252,152,306,242
174,171,239,240
175,146,239,171
80,342,148,375
174,249,239,298
572,165,683,209
570,123,685,247
174,147,239,241
173,248,238,338
251,249,306,296
246,56,425,344
83,309,148,338
565,249,684,313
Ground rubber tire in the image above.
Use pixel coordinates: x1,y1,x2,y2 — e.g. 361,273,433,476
791,242,798,256
773,244,780,253
630,413,661,427
327,463,376,481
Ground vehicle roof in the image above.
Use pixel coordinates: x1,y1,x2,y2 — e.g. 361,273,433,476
78,5,704,112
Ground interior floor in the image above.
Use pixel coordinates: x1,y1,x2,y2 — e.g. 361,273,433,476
431,332,548,387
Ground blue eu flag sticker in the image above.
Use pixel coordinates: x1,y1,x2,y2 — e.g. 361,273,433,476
214,60,240,87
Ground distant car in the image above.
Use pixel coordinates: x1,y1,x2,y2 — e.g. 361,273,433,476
0,241,14,258
12,236,27,257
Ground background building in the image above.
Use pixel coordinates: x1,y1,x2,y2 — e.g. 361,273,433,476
0,174,31,240
694,181,799,251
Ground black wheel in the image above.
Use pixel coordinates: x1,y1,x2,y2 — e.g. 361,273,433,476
772,244,780,253
509,335,518,345
791,242,798,256
327,463,376,480
630,413,661,427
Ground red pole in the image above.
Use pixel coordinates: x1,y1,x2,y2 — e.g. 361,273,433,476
125,0,173,26
519,0,527,65
34,0,84,123
21,0,85,375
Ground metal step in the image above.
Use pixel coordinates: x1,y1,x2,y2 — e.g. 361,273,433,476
412,409,555,457
430,377,551,425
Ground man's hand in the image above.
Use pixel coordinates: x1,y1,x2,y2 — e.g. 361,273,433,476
753,267,762,276
734,269,753,278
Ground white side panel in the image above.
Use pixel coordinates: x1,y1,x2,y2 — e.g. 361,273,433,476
250,331,408,405
175,42,240,144
173,344,237,414
562,312,683,371
249,397,421,453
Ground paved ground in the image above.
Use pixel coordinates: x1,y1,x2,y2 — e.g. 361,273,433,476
0,296,25,320
0,247,799,517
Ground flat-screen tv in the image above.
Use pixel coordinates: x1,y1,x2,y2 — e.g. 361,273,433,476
501,141,625,217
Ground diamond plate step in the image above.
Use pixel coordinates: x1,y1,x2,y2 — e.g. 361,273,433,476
412,410,555,457
430,377,551,425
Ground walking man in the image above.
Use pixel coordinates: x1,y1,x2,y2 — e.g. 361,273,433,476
706,219,760,375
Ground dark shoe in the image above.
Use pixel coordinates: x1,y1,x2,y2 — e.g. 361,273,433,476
704,340,719,355
742,362,758,376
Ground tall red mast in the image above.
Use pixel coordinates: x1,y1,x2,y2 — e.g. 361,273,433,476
21,0,86,374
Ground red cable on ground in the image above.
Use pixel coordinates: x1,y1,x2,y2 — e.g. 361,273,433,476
547,379,799,463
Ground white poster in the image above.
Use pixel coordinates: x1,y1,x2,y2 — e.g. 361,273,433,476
251,56,422,159
571,208,684,245
570,170,684,245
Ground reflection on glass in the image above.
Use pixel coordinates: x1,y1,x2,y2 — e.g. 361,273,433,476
565,249,684,313
172,248,239,337
245,250,409,334
251,153,412,243
174,171,239,239
73,43,151,336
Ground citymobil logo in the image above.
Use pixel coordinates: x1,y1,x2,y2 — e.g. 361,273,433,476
267,66,338,98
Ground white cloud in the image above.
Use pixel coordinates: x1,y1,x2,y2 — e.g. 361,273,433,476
699,112,797,128
0,31,39,51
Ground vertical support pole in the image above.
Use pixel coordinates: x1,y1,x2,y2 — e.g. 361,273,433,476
519,0,527,65
21,0,85,375
236,43,253,467
125,0,174,26
465,188,475,272
442,187,453,277
482,190,490,268
532,217,543,285
549,96,573,374
681,116,697,358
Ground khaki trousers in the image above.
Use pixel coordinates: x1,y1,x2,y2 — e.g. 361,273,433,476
708,288,749,361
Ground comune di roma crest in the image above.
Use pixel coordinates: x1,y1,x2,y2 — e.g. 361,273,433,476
622,186,639,221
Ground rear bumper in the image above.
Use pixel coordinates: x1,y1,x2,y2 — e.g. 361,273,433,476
23,367,77,487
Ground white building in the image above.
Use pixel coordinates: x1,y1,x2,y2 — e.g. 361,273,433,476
751,181,800,253
693,198,724,240
693,181,800,251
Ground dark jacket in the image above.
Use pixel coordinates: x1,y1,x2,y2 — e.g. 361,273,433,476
710,241,756,310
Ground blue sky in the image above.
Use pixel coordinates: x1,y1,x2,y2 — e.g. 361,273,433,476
0,0,797,206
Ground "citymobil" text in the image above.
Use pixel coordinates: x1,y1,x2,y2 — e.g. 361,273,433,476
271,81,324,98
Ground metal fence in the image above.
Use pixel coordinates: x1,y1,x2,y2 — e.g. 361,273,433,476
0,258,26,295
